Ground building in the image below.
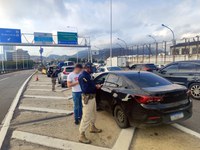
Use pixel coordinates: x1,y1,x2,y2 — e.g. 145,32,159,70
12,49,30,61
170,41,200,55
3,46,16,61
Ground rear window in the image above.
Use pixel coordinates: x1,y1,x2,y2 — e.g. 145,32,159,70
125,72,171,88
65,67,74,72
145,64,157,69
107,67,122,71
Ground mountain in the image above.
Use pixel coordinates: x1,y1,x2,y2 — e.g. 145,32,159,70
30,47,164,62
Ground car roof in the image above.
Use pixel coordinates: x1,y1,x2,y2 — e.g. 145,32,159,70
176,60,200,63
106,70,151,76
62,66,75,68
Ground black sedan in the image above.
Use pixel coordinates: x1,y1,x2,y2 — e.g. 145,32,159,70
94,71,192,128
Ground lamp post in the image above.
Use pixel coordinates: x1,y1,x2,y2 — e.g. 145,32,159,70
116,43,124,56
110,0,113,66
148,35,158,64
117,38,128,55
148,35,157,43
161,24,175,62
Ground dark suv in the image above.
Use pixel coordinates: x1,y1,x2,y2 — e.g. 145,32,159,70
157,60,200,100
130,63,158,72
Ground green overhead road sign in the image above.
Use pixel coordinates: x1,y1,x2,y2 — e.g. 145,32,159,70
57,32,78,45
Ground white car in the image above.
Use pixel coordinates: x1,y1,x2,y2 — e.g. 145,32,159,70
58,66,74,87
93,66,123,78
97,66,122,72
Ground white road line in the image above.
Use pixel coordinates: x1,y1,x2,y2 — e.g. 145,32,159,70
27,89,64,92
12,131,109,150
23,95,67,99
0,72,35,149
0,77,9,82
28,84,52,86
112,128,135,150
19,106,73,114
27,88,70,92
172,123,200,139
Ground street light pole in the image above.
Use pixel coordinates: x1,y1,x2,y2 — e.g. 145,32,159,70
148,35,157,43
117,38,128,55
161,24,175,62
1,46,4,72
110,0,113,66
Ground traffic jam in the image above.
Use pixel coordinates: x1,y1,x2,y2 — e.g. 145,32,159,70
47,60,199,129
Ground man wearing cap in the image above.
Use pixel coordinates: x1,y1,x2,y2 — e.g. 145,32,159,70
78,63,102,144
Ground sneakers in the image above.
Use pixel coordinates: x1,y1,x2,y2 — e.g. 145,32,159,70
74,120,79,125
79,132,91,144
90,125,102,133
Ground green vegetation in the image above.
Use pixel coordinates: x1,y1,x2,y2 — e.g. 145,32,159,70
0,60,34,70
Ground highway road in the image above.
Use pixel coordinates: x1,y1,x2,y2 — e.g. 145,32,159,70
180,99,200,133
0,70,34,123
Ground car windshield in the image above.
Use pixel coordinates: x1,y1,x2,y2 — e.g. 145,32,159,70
124,72,171,88
65,67,74,72
107,67,122,71
145,64,157,69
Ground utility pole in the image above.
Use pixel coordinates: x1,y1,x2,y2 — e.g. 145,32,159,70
110,0,112,66
16,49,18,70
161,24,175,62
137,45,139,63
1,46,4,72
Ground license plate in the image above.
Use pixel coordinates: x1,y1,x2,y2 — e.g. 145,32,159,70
170,112,184,121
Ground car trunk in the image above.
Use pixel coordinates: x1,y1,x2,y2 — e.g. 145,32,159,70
142,84,188,104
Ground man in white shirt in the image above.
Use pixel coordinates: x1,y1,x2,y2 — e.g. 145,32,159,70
67,64,83,125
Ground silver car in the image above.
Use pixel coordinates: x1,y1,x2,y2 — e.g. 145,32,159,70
58,66,75,88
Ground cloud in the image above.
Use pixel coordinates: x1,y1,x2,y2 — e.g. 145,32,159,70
0,0,200,56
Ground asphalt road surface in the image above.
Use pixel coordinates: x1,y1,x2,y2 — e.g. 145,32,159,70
180,99,200,133
0,70,34,123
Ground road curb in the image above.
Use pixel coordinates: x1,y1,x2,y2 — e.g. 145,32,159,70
0,71,36,149
172,123,200,139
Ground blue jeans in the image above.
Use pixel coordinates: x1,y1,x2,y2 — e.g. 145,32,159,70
72,92,82,121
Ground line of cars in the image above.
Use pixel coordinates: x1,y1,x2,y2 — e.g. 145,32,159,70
94,60,200,128
45,60,198,129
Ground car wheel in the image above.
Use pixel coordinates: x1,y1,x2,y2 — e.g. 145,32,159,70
189,83,200,100
61,83,65,88
58,78,61,84
114,105,129,128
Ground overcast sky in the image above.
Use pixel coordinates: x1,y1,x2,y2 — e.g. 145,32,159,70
0,0,200,56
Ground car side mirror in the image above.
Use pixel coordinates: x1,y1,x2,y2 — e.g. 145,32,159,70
159,70,166,74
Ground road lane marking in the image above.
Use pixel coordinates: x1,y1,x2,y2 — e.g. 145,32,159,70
12,131,109,150
23,95,67,99
172,123,200,139
19,106,73,114
0,77,9,82
0,72,35,149
27,88,69,92
112,128,135,150
28,84,52,86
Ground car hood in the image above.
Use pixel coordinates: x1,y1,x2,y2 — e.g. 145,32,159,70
142,84,187,93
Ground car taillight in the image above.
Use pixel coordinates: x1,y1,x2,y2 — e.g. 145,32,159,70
63,71,69,75
143,67,150,71
132,95,163,104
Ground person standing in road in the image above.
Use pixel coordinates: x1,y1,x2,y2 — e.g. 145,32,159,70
78,63,102,144
51,67,59,91
67,64,83,125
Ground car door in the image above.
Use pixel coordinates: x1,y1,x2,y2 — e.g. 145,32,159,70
158,63,181,84
100,74,120,111
93,73,108,107
178,62,197,86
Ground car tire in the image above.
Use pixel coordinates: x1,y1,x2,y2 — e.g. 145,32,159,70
189,83,200,100
114,105,129,128
61,82,65,88
58,78,61,84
